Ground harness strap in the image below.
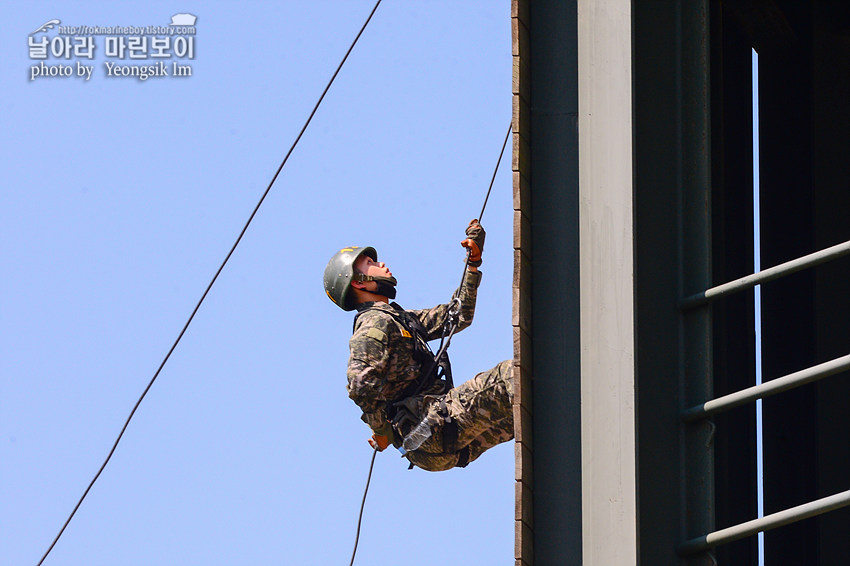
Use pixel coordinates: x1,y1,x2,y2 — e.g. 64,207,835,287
353,303,452,400
456,446,471,468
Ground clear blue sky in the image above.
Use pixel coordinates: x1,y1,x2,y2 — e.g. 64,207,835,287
1,2,514,564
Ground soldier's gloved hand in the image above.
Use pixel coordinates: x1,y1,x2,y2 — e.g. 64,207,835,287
461,219,486,267
368,433,390,452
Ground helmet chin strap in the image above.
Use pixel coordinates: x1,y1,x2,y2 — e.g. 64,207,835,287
354,274,398,300
372,279,397,300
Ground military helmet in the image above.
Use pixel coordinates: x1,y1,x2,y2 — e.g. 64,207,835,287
323,246,377,311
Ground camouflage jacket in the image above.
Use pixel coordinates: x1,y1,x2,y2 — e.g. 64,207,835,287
346,269,482,437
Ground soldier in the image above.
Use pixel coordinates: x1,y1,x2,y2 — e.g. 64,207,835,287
323,221,513,471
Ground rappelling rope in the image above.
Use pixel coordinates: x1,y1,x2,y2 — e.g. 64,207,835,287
347,121,512,564
475,123,513,236
446,121,513,351
348,445,378,566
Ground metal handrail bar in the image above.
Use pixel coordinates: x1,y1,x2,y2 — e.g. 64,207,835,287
678,489,850,555
681,354,850,422
681,240,850,309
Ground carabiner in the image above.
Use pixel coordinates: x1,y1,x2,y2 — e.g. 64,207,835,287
448,296,462,318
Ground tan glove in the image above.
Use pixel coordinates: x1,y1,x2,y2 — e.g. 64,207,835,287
368,433,390,451
461,219,486,267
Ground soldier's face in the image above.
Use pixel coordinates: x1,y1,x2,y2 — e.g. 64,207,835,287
353,254,393,291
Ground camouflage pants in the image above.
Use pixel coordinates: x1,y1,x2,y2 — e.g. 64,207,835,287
405,359,514,471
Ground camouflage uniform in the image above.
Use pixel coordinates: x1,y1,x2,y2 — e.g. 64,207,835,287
347,270,514,471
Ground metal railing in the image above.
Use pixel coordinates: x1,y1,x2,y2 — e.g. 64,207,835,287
678,490,850,556
681,354,850,423
681,240,850,310
679,239,850,554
